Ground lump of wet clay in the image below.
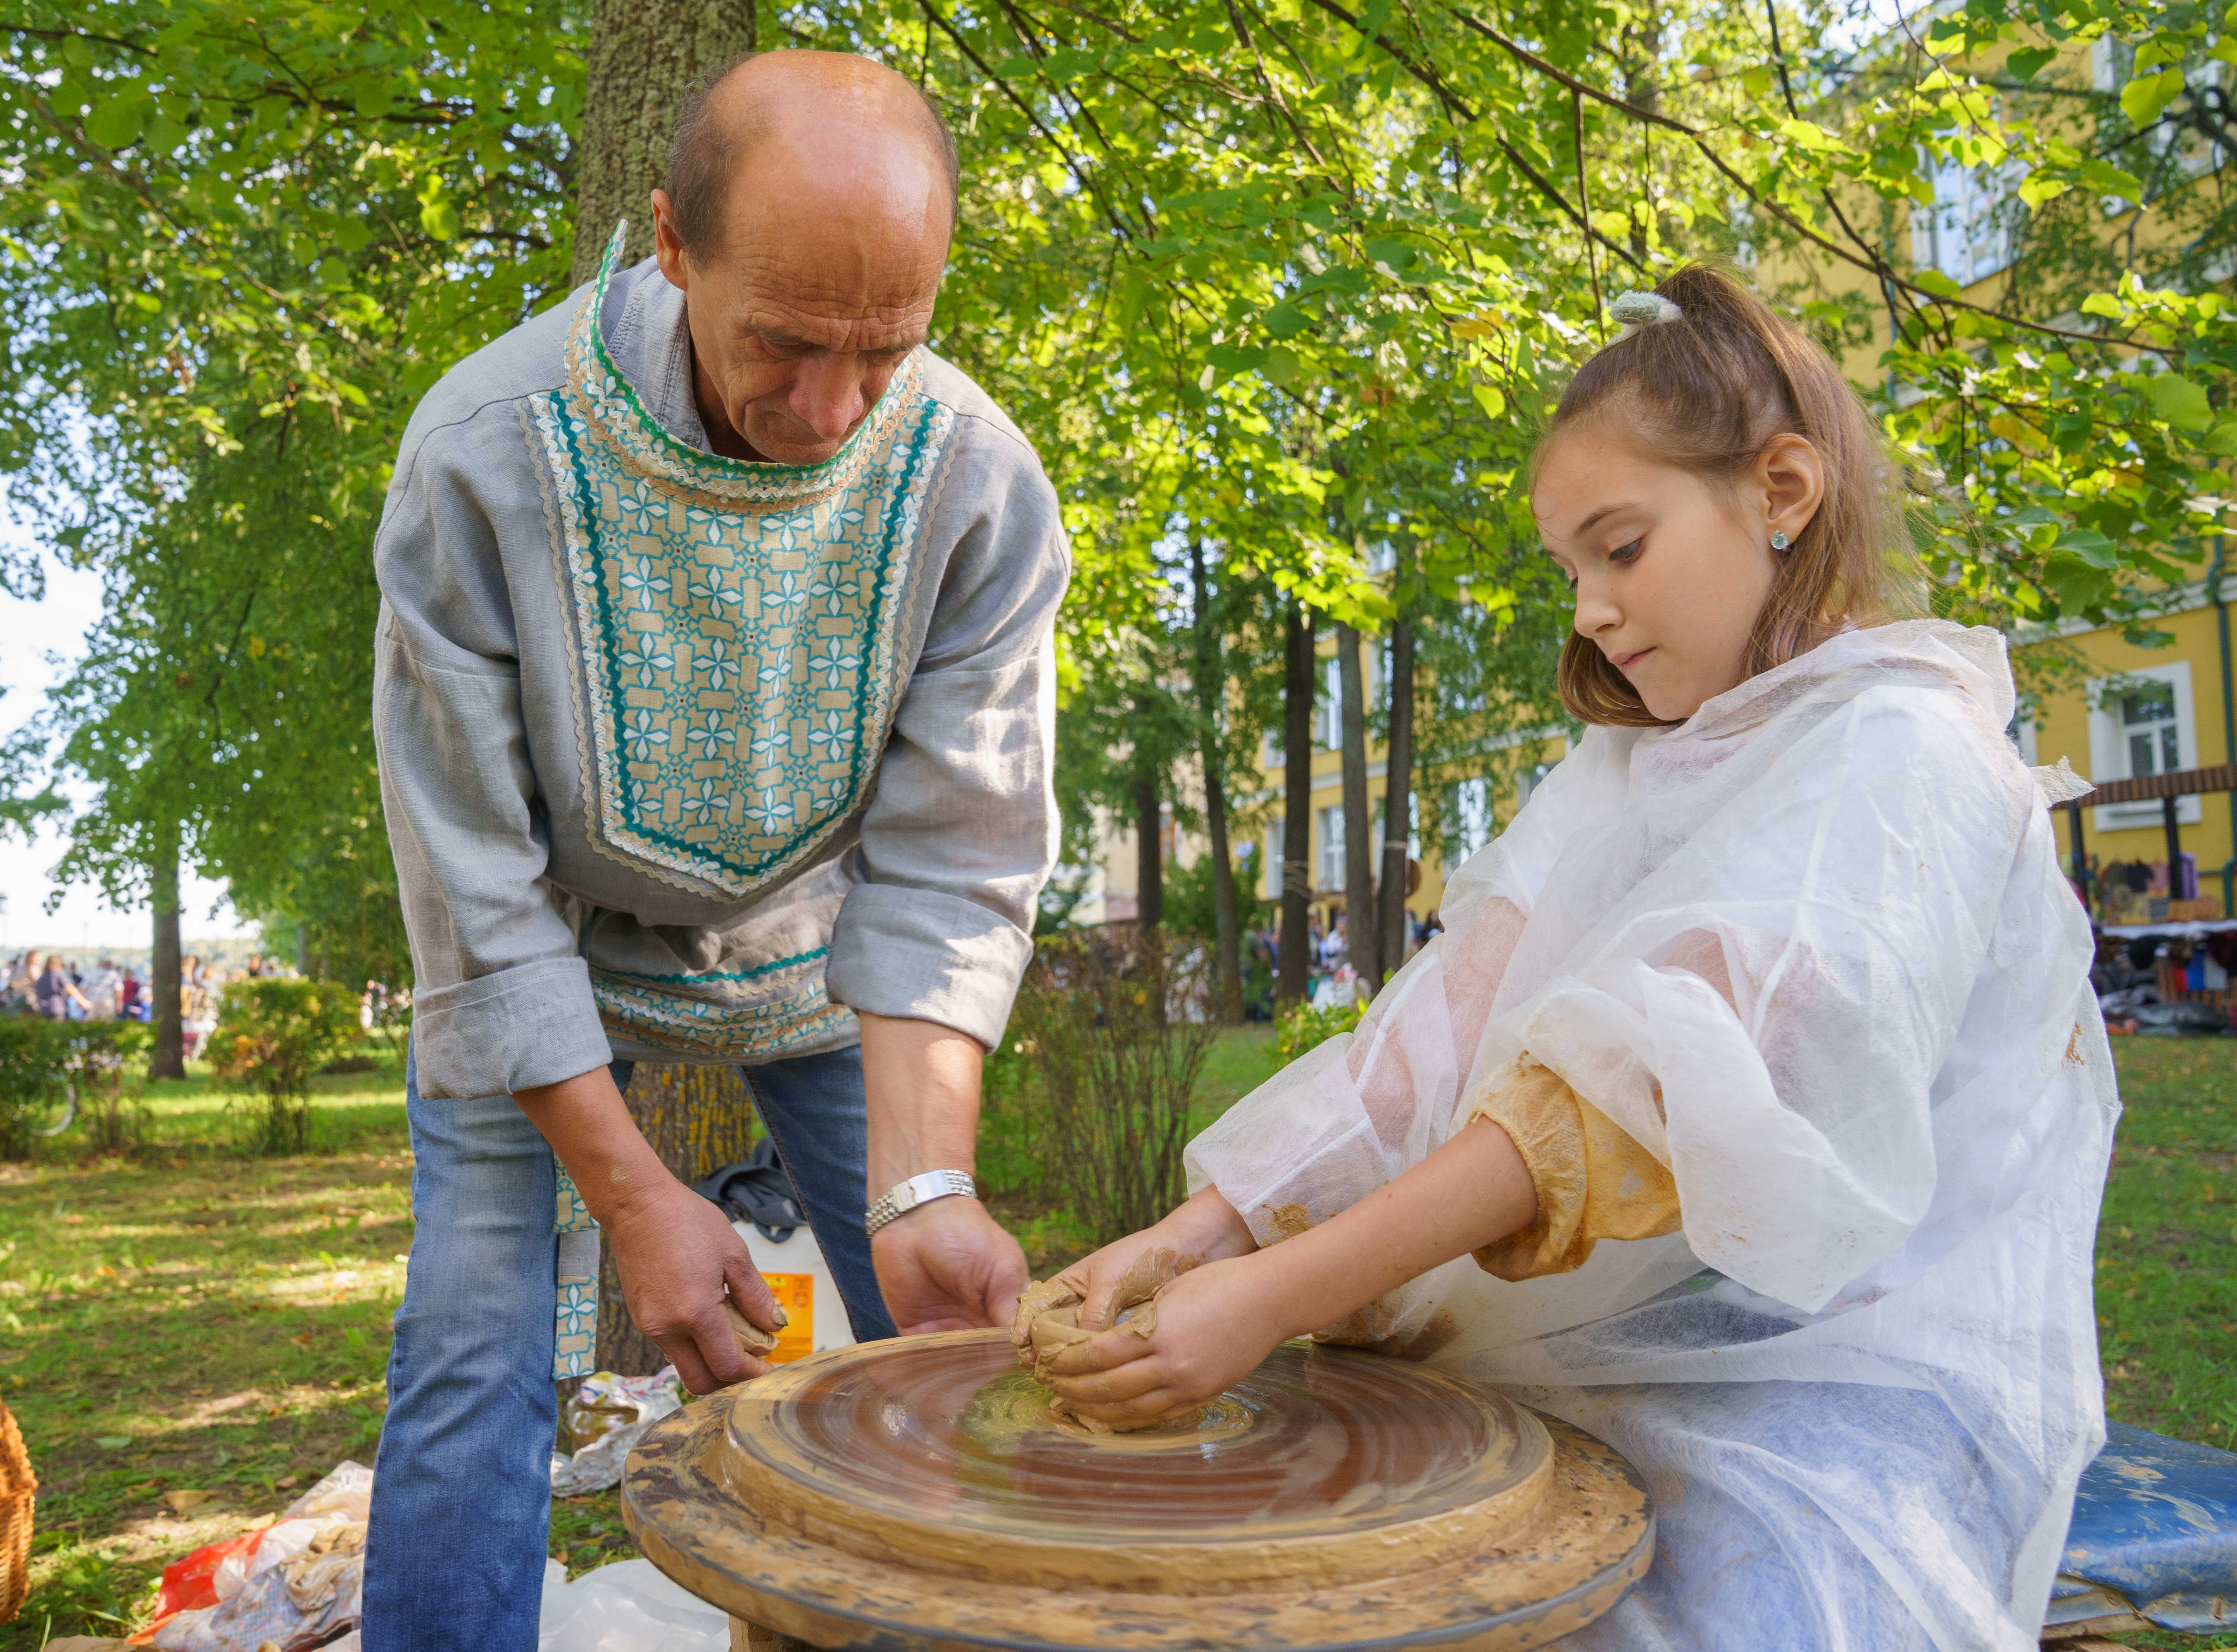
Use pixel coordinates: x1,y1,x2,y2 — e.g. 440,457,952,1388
1008,1248,1199,1433
727,1301,782,1360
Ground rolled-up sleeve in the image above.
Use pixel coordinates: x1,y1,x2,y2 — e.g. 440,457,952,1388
373,410,611,1100
824,423,1070,1048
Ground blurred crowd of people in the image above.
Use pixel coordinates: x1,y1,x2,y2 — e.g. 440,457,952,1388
0,949,286,1057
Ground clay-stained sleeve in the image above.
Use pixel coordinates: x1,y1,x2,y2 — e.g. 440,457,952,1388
1466,1059,1681,1281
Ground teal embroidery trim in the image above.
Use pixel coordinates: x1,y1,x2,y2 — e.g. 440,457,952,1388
531,220,955,903
591,968,852,1057
553,1164,599,1379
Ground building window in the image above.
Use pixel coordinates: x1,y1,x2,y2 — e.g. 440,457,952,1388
2122,681,2180,779
1517,760,1555,814
1319,657,1343,750
2087,662,2201,831
1318,803,1346,891
1454,777,1493,859
1912,153,2017,286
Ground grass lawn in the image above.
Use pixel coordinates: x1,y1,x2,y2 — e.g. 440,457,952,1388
2,1028,2230,1647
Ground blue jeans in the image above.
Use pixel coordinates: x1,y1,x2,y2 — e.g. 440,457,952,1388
362,1045,893,1652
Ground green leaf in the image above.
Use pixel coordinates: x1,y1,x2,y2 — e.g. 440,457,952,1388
2054,527,2120,568
2004,45,2057,82
1262,301,1308,340
84,96,148,150
419,200,461,240
1263,347,1299,387
1472,382,1505,420
2019,174,2069,209
2081,292,2126,320
1913,269,1964,299
2121,68,2185,127
2205,420,2237,456
1363,236,1417,272
2143,373,2214,431
95,1436,132,1449
2076,157,2144,199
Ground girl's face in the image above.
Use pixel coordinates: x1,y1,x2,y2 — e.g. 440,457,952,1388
1533,420,1824,723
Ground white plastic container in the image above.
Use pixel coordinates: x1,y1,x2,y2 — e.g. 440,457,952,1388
733,1219,857,1361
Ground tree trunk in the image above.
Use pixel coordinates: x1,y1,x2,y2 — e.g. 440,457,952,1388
1334,623,1381,992
1188,540,1243,1022
150,824,185,1080
1133,762,1163,930
1378,620,1415,975
597,1063,765,1373
1278,600,1314,1010
569,0,760,286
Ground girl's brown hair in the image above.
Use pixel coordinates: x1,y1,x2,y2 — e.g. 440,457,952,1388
1538,264,1916,727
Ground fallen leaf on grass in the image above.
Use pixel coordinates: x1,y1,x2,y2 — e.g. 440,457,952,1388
163,1488,218,1514
276,1475,299,1489
94,1435,133,1449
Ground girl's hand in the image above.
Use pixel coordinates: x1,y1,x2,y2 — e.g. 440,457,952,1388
1010,1186,1257,1348
1036,1252,1298,1428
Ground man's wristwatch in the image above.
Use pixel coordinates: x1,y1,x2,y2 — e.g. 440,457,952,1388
866,1169,977,1237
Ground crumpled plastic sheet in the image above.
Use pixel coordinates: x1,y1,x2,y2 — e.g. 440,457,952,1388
538,1556,728,1651
149,1462,373,1651
550,1369,682,1497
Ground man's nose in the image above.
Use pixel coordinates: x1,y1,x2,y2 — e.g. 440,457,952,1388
790,356,867,442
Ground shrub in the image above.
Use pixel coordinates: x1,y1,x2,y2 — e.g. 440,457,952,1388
208,979,364,1152
1273,994,1369,1066
1007,928,1216,1245
0,1018,152,1158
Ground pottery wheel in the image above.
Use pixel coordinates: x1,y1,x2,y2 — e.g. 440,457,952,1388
624,1329,1652,1650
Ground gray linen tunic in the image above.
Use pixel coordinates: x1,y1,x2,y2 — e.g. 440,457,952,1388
373,250,1067,1102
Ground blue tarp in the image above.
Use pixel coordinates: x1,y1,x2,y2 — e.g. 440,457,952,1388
2050,1421,2237,1634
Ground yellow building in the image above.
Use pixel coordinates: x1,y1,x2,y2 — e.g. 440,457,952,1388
2018,575,2237,921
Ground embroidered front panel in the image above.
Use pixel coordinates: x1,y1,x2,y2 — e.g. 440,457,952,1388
533,225,954,901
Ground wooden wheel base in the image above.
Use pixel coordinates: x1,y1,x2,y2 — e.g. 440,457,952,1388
624,1331,1653,1651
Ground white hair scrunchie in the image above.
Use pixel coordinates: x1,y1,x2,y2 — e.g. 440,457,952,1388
1608,290,1683,339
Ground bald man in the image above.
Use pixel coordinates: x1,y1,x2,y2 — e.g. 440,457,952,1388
364,52,1064,1650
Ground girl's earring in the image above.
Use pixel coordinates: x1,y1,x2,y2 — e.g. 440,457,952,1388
1770,530,1791,552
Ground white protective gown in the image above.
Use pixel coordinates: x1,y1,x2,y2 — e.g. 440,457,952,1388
1187,620,2117,1651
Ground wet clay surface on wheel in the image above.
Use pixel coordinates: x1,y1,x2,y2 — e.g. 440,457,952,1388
626,1329,1653,1650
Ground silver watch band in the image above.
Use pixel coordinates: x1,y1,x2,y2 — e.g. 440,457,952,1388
866,1169,977,1237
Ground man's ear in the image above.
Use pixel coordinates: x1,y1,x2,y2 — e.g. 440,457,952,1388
1755,432,1826,546
650,189,690,292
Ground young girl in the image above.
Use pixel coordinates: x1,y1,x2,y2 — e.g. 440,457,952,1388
1027,266,2115,1650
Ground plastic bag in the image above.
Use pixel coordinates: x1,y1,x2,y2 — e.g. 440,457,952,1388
550,1370,681,1497
135,1462,374,1650
538,1557,727,1652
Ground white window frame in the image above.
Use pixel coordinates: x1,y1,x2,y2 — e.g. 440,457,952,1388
1320,657,1343,750
2010,715,2039,766
1517,760,1556,815
1453,776,1493,859
2088,661,2201,831
1911,151,2018,286
1317,803,1346,891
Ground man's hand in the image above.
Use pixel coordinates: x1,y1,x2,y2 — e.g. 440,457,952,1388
514,1067,784,1396
858,1011,1028,1334
872,1195,1028,1334
602,1176,780,1395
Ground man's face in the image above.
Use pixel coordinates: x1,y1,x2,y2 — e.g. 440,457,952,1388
651,157,949,468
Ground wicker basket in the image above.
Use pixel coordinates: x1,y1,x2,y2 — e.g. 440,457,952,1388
0,1393,33,1621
